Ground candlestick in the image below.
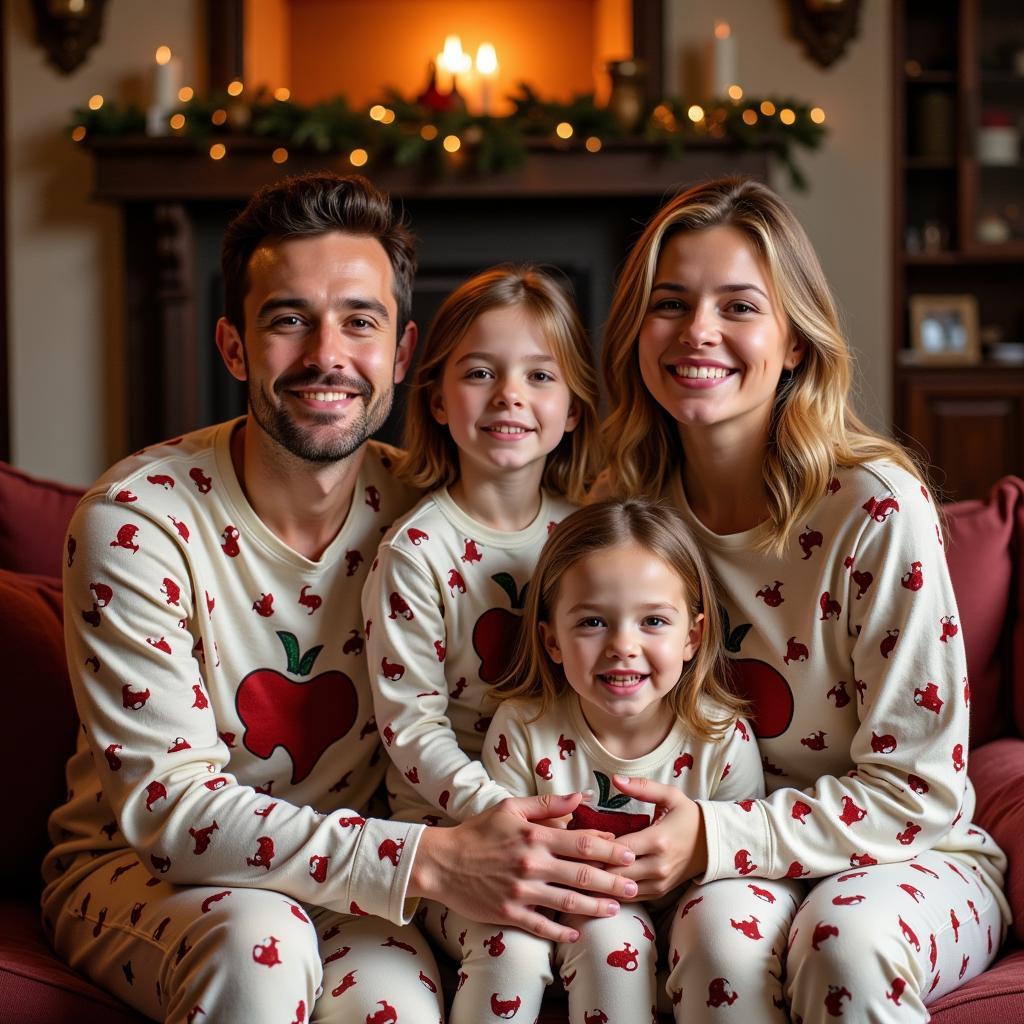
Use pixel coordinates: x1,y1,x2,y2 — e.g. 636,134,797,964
147,45,183,136
710,21,737,99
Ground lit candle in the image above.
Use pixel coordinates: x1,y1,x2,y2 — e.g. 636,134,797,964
476,42,498,115
437,35,466,95
711,21,737,99
147,45,184,136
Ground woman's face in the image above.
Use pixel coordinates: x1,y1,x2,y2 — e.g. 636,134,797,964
637,225,804,444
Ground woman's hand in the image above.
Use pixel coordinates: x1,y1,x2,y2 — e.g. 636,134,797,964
609,775,708,900
409,793,638,943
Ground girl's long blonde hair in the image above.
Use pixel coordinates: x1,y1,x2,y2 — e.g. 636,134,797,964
397,265,601,503
601,177,923,555
494,498,747,740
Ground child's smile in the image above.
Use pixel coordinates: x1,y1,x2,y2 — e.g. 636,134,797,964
540,542,704,759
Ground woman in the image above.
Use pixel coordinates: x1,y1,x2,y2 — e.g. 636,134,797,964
597,178,1009,1021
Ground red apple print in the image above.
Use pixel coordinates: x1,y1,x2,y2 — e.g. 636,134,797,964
110,524,140,553
388,592,414,620
189,821,219,854
115,489,138,503
122,684,151,710
952,743,965,771
535,757,553,780
104,743,123,770
144,780,167,811
722,608,794,739
189,467,212,493
798,526,823,559
67,534,77,566
447,568,466,594
827,680,850,707
407,528,428,545
168,516,190,543
913,682,943,714
434,639,446,661
819,591,841,620
342,630,363,655
381,656,405,681
462,538,483,563
792,800,811,823
851,568,873,599
331,970,357,997
801,730,827,751
191,683,208,709
824,985,851,1016
607,942,640,971
863,495,900,522
365,485,381,512
378,838,405,865
755,581,784,606
220,525,240,557
827,476,841,495
236,631,358,784
472,572,528,682
85,655,100,672
674,752,694,775
246,836,276,870
734,849,757,874
147,474,175,490
783,636,809,664
160,577,181,606
880,628,900,659
832,893,865,906
252,935,281,967
812,922,839,949
748,884,776,903
344,549,363,576
901,561,924,591
298,586,321,615
558,733,576,759
939,616,958,643
730,915,762,940
871,731,897,753
252,593,274,617
899,915,921,951
493,733,511,762
569,771,650,837
838,796,867,825
897,821,921,845
146,636,172,654
706,978,738,1007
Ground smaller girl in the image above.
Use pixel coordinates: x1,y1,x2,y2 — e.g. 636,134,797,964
361,265,601,963
458,498,763,1024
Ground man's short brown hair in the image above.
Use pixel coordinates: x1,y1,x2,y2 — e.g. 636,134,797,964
221,172,416,338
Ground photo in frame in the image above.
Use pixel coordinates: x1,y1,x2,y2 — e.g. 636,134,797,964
908,294,980,365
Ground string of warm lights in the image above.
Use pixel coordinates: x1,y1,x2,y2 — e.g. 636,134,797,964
69,82,827,190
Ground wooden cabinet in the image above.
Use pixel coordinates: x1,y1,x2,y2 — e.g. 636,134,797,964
892,0,1024,500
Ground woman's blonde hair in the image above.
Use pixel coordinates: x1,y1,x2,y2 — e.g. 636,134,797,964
494,498,746,739
601,177,923,555
397,265,601,503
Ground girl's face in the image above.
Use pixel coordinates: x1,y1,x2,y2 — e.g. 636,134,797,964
637,225,804,444
431,305,579,484
540,543,704,740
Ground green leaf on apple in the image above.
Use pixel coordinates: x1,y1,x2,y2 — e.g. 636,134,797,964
275,630,323,677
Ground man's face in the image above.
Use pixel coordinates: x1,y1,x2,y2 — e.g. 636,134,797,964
217,231,415,464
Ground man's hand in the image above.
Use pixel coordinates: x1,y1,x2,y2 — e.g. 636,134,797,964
608,775,708,900
408,793,638,943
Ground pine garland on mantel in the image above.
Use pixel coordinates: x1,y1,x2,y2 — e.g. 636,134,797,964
70,83,828,190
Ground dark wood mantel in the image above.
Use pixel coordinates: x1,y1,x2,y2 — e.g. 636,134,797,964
87,137,772,451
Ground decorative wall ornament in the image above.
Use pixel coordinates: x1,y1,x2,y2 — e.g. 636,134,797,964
30,0,109,74
788,0,863,68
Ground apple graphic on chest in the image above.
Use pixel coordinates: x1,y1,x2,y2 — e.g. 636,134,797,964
236,630,358,784
472,572,528,683
569,771,651,837
722,608,795,739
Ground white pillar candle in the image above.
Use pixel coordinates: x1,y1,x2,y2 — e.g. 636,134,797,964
148,46,183,136
711,21,737,98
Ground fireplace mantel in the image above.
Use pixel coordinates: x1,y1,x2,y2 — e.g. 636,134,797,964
88,138,771,450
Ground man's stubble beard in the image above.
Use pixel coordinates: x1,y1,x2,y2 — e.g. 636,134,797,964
248,373,394,464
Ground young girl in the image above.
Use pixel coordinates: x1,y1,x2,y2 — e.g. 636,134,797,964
361,265,602,978
447,498,762,1024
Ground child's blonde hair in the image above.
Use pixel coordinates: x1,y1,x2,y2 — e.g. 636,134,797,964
600,177,926,555
495,498,746,739
397,265,602,503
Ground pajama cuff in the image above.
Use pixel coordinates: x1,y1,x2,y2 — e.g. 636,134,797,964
696,798,773,883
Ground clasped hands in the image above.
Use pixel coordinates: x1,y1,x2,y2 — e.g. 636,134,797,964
410,776,706,944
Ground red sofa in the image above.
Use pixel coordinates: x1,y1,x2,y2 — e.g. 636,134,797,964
1,459,1022,1022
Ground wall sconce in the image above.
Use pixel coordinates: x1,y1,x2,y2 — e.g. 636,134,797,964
788,0,862,68
30,0,109,74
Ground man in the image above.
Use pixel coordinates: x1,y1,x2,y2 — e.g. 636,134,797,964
43,173,635,1022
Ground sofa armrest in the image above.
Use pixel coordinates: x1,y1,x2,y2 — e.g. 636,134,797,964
0,463,84,577
969,738,1024,943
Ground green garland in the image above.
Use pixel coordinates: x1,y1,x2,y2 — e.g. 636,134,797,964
70,83,827,190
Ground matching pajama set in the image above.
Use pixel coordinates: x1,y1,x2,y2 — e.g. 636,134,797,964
441,694,763,1024
42,419,442,1024
659,460,1011,1023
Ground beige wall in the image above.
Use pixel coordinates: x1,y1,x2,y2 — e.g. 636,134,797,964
4,0,202,484
668,1,892,430
4,1,890,484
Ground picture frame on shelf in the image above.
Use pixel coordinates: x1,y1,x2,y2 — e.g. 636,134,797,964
908,294,980,365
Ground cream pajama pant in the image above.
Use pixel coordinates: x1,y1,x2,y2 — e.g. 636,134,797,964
45,850,444,1024
420,847,1001,1023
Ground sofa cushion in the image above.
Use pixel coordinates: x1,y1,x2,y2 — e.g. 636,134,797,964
0,571,77,889
928,945,1024,1023
0,900,145,1022
0,462,84,578
944,477,1024,748
968,737,1024,943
